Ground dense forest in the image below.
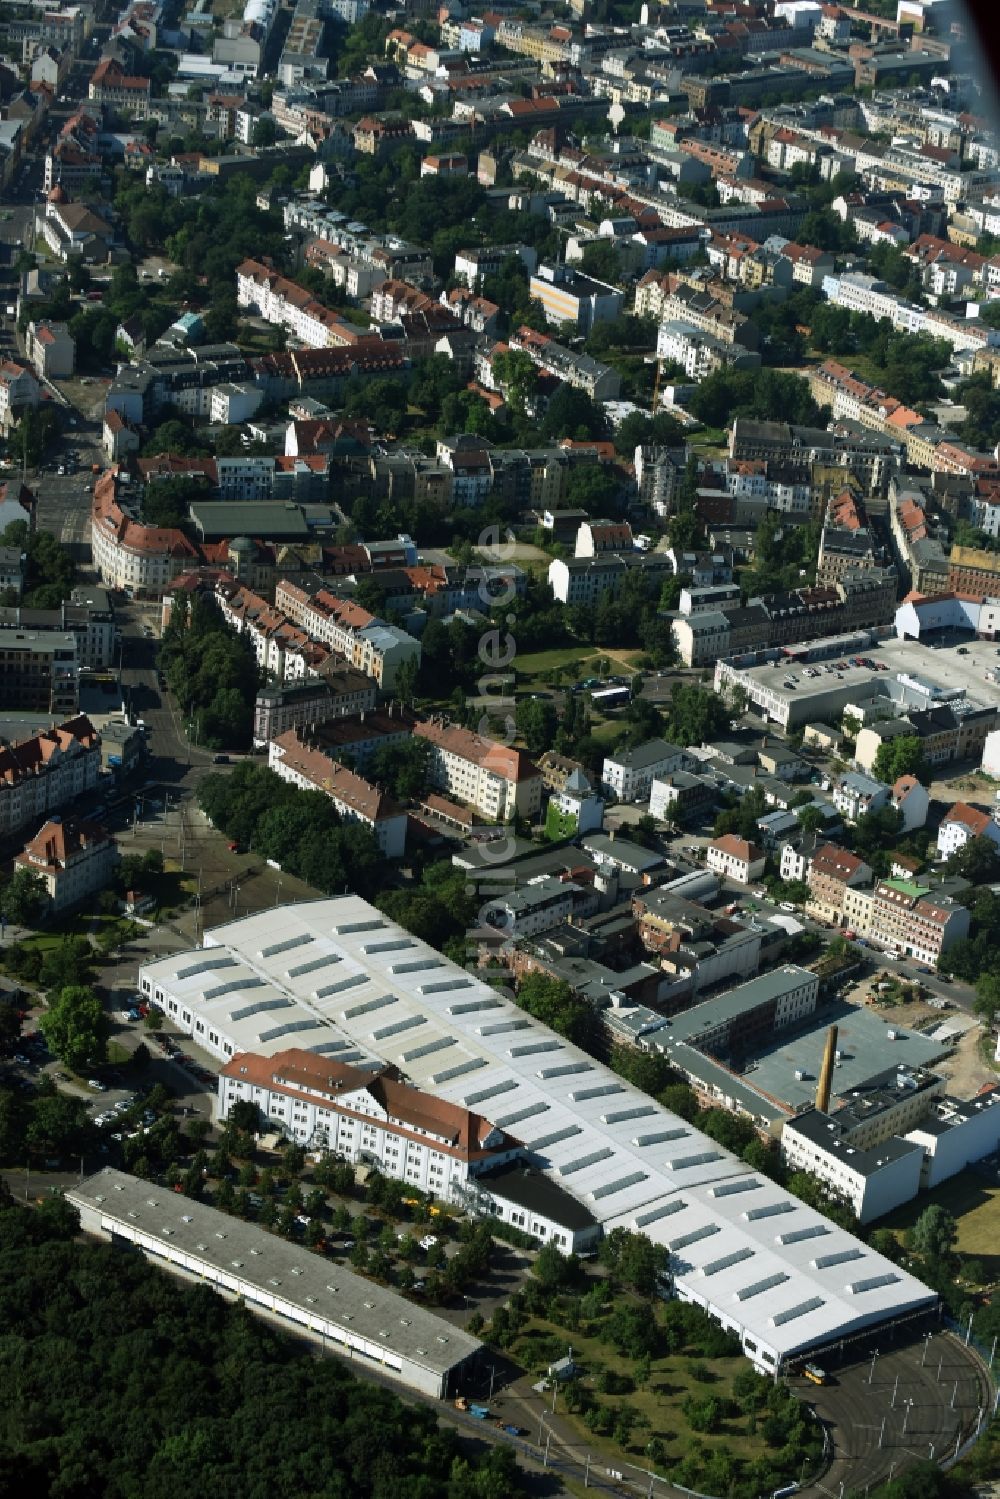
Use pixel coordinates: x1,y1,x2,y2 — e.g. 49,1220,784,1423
0,1189,523,1499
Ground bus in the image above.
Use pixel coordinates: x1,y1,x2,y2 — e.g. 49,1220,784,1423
802,1363,827,1386
590,685,630,710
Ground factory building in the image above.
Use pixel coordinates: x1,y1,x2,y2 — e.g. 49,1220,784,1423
139,899,936,1374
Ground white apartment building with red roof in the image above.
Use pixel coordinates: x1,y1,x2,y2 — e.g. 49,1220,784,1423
706,834,765,886
936,800,1000,860
218,1047,521,1198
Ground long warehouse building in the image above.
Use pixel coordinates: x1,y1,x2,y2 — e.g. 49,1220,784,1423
67,1166,482,1399
139,898,936,1375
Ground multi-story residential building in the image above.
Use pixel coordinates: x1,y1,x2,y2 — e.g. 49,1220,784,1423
806,844,873,926
268,730,407,858
91,471,201,598
501,328,621,401
528,263,623,334
0,361,40,432
236,259,350,348
873,876,969,961
706,834,765,886
832,771,890,823
545,768,604,838
634,445,686,517
575,519,633,558
25,319,74,379
671,611,735,668
0,715,101,838
0,627,78,715
452,243,538,288
892,774,930,833
649,770,717,825
656,320,760,380
88,59,150,118
273,582,421,690
947,545,1000,598
548,552,673,606
252,674,376,746
218,1048,520,1196
601,738,686,804
729,417,901,496
413,717,541,822
936,801,1000,860
15,817,118,915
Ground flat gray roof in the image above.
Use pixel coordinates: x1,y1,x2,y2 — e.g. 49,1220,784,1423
747,1005,948,1114
68,1168,480,1379
655,966,817,1046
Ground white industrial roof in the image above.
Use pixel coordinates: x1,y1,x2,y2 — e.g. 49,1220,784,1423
141,898,935,1365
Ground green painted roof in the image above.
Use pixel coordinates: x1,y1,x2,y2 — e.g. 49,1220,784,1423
882,877,930,899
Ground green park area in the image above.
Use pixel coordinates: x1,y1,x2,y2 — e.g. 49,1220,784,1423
485,1233,824,1499
879,1173,1000,1284
513,1314,821,1491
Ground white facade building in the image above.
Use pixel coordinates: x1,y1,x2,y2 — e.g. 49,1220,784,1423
936,801,1000,860
14,816,117,914
781,1112,925,1225
601,738,686,803
218,1047,519,1197
414,718,542,821
706,834,766,886
268,733,407,858
68,1167,481,1400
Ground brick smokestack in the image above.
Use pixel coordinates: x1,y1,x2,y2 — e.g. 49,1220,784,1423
815,1024,838,1115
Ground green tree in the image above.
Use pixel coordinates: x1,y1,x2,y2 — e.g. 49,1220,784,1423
910,1204,957,1266
39,986,109,1073
872,735,930,787
515,696,558,755
663,684,729,748
0,1005,22,1058
26,1093,93,1159
947,834,1000,886
599,1227,668,1298
1,868,49,927
491,349,538,415
251,116,277,147
515,973,597,1049
367,738,431,801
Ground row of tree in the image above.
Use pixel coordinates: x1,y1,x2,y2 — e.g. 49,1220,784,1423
0,1188,527,1499
198,761,382,898
158,593,259,751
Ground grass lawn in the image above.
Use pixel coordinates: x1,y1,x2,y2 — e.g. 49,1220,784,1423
512,1316,806,1480
687,424,728,452
515,646,600,680
589,718,623,746
878,1171,1000,1281
515,647,646,683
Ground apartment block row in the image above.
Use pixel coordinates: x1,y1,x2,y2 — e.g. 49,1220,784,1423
801,842,969,968
671,569,897,668
216,580,420,691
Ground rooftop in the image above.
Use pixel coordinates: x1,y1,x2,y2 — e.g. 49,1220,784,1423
139,902,935,1363
67,1167,481,1378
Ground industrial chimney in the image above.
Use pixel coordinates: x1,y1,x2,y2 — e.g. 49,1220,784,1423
815,1024,838,1115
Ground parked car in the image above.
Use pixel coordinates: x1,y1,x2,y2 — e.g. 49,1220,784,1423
87,1078,107,1091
